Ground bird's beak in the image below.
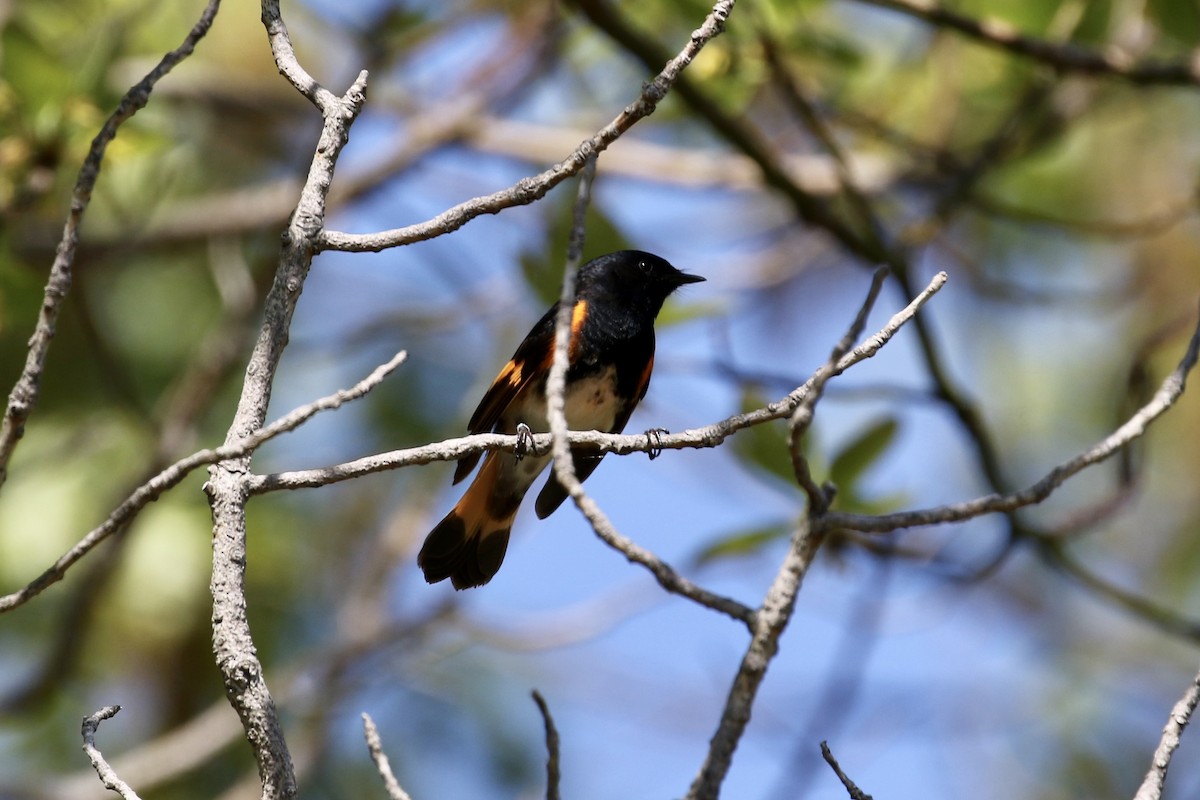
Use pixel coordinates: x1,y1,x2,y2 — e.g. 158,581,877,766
674,272,705,285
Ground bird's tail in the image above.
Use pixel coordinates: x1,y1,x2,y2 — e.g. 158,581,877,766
417,455,515,589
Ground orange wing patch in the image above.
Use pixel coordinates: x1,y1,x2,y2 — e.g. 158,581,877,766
456,355,538,484
494,357,523,390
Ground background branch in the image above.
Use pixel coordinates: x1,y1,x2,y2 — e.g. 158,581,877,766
0,0,222,490
857,0,1200,85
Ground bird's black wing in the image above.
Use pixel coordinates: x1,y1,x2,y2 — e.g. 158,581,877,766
451,304,559,484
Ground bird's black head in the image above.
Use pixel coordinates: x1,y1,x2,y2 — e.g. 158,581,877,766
577,250,704,318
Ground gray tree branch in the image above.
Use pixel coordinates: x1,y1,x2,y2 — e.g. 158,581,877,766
82,706,143,800
361,713,414,800
205,4,370,790
1133,662,1200,800
788,266,890,512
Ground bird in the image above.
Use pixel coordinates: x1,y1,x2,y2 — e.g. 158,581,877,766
417,250,704,589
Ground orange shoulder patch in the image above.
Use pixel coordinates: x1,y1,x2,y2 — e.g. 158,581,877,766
569,299,588,360
570,299,588,339
637,353,654,400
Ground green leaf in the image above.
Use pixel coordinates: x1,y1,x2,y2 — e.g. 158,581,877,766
732,388,807,488
828,416,899,490
656,298,721,328
1148,0,1200,45
691,522,792,566
832,488,908,517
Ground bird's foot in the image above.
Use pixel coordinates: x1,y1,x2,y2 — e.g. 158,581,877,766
515,422,535,460
645,427,669,460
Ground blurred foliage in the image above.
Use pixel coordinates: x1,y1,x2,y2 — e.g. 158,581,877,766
2,0,1200,798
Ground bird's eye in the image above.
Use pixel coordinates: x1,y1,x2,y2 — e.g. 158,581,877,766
637,260,651,273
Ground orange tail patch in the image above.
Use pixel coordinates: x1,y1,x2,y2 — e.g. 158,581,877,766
418,455,516,589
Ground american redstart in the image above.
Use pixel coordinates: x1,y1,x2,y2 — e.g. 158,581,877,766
418,250,704,589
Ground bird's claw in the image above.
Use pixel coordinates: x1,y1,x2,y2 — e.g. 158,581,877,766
515,422,535,460
645,427,668,460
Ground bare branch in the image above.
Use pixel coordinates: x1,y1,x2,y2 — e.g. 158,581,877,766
361,714,413,800
686,515,824,800
531,691,562,800
544,151,595,477
820,741,874,800
200,0,375,788
757,26,887,249
0,351,405,615
822,304,1200,534
0,0,222,491
789,267,890,511
318,0,736,253
261,0,337,108
1133,662,1200,800
82,706,144,800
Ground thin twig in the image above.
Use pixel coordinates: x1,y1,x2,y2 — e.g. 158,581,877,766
1133,662,1200,800
82,706,144,800
261,0,335,108
361,714,413,800
820,741,874,800
789,266,890,511
0,0,223,491
0,352,405,614
531,691,562,800
545,151,595,460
